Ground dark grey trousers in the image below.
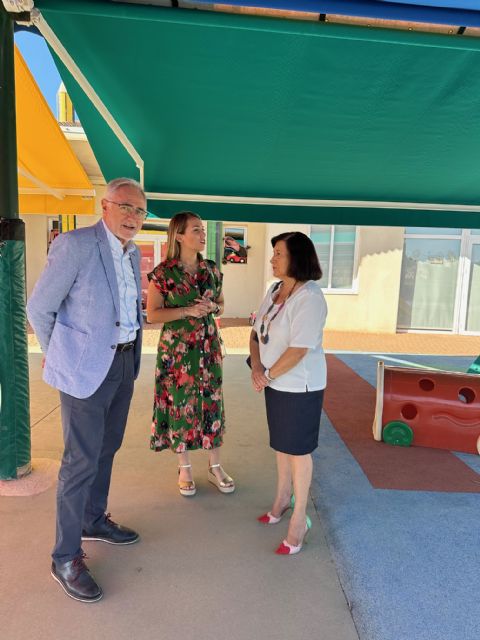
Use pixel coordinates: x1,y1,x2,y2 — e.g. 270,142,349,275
52,349,135,563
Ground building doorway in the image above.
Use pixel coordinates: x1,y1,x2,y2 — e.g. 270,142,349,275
135,233,167,314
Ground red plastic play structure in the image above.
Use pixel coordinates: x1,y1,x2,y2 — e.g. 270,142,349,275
373,362,480,455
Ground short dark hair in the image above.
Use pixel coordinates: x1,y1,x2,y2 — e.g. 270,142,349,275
271,232,322,281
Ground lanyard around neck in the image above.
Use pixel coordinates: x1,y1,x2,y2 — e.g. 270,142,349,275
259,281,297,345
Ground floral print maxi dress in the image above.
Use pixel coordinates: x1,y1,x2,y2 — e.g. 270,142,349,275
148,258,225,453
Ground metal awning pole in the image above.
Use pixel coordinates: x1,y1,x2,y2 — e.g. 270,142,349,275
145,191,480,213
0,3,31,479
33,9,145,187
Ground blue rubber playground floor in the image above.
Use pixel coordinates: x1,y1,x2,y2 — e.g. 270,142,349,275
312,354,480,640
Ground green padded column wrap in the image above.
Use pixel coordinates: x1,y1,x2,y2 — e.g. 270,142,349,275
207,220,223,267
206,220,217,262
0,223,31,479
0,6,31,480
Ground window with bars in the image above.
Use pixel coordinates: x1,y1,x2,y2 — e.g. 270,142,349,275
311,225,357,290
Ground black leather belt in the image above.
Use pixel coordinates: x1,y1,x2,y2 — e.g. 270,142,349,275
116,341,135,352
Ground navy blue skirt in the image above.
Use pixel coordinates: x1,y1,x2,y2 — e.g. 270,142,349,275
264,386,325,455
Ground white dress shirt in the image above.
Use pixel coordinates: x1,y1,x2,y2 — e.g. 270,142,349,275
254,280,328,393
102,220,139,343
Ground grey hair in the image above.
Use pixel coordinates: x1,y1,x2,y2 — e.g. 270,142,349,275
105,177,145,200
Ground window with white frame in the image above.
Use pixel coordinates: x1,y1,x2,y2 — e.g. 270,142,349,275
397,227,462,332
311,225,357,290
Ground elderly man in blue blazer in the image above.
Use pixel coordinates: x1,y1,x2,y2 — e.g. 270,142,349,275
27,177,147,603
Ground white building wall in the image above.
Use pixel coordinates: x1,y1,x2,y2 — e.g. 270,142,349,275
23,214,48,299
323,226,404,333
21,211,404,332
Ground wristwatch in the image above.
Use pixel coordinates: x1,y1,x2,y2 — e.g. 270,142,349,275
264,368,274,382
212,304,221,315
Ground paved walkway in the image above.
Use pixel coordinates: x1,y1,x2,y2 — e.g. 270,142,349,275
0,354,358,640
28,321,480,356
150,322,480,355
8,327,480,639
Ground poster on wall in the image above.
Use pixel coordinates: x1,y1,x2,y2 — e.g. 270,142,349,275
47,218,60,253
223,226,248,264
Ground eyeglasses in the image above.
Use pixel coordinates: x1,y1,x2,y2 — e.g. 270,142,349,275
104,199,148,220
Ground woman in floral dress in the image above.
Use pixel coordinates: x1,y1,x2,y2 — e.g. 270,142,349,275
146,211,235,497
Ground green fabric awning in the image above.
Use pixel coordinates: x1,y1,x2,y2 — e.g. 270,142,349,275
36,0,480,227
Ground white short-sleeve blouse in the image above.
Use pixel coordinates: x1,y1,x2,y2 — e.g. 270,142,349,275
253,280,328,393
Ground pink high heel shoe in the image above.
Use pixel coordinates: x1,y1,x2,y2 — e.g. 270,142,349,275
275,516,312,555
257,495,295,525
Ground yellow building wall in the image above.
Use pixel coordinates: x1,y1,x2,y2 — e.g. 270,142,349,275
324,226,404,333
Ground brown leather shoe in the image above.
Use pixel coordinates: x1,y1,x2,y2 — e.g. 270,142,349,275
51,554,103,603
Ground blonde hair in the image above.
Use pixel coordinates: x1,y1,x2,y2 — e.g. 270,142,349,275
166,211,202,260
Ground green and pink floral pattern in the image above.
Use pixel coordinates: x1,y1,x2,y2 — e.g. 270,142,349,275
148,258,225,452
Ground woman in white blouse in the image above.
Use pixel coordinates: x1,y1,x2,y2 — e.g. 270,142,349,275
249,232,327,555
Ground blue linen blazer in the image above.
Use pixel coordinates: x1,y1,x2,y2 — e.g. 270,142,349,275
27,220,143,399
